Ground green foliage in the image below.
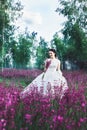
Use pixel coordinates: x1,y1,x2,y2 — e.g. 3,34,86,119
56,0,87,68
63,23,87,63
51,33,67,61
0,0,23,68
13,32,34,68
56,0,87,30
35,37,48,69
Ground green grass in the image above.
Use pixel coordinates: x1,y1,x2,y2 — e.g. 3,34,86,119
0,77,3,82
0,76,31,88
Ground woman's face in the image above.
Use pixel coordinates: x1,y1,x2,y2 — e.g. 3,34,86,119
48,51,55,58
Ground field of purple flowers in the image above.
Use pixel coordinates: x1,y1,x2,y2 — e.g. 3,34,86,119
0,68,42,87
0,69,87,130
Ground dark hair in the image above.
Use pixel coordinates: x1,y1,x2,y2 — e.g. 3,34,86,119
48,48,57,57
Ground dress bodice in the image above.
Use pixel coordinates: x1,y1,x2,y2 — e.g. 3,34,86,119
47,58,60,72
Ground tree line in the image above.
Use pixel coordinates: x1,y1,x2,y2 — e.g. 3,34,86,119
0,0,87,69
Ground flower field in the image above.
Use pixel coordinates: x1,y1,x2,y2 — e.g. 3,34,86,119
0,69,87,130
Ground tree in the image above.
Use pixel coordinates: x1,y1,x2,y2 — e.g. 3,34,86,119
0,0,23,68
51,33,67,61
51,33,67,69
56,0,87,32
13,30,35,68
35,37,48,69
56,0,87,68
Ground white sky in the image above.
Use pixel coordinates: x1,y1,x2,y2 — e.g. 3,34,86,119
16,0,67,42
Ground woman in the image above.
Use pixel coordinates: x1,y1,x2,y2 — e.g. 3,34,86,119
20,49,68,98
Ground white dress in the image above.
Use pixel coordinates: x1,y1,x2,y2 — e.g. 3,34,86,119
21,58,68,98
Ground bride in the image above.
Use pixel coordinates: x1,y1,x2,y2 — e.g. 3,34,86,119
20,49,68,98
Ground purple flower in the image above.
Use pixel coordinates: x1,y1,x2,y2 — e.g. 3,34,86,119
57,115,63,122
79,118,85,123
45,60,51,70
81,102,86,107
25,114,31,120
25,114,32,124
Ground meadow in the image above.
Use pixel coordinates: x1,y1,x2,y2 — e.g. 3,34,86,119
0,68,87,130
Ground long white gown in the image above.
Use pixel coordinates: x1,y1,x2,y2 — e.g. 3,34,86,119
21,58,68,98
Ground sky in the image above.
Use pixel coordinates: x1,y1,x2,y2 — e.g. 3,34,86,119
16,0,66,42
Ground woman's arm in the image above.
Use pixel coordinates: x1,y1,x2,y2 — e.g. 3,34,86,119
43,59,47,72
56,60,62,75
56,60,61,71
